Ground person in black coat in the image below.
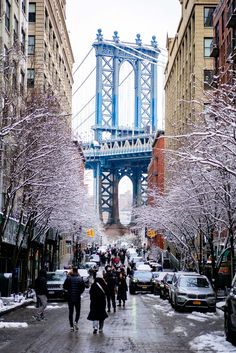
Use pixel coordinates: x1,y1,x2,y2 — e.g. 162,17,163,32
63,267,85,332
103,265,117,312
117,268,128,307
87,277,109,334
33,268,48,320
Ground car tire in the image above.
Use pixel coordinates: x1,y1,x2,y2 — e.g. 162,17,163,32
129,288,135,295
224,310,235,343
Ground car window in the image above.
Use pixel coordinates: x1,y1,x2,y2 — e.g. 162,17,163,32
165,274,174,282
179,276,210,288
47,273,66,281
133,271,152,280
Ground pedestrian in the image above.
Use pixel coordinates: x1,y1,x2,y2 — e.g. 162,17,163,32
33,268,48,321
87,277,109,334
117,268,128,307
63,267,85,332
103,265,117,312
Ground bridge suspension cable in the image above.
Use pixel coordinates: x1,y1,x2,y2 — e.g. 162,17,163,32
74,110,95,130
72,47,94,76
72,66,96,97
72,95,96,121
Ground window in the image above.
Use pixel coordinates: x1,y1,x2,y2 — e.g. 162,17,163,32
204,7,215,27
28,35,35,54
14,16,19,43
22,0,26,14
12,62,17,91
204,70,214,89
5,0,11,31
204,38,212,57
4,46,9,79
21,28,25,53
27,68,35,87
28,3,36,22
20,71,25,95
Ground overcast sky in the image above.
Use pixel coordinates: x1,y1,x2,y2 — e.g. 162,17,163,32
66,0,181,65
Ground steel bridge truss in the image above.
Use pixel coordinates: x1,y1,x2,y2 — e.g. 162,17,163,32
84,30,160,226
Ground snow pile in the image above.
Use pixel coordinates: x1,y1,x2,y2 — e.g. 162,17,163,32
189,331,236,353
26,303,66,310
0,322,28,329
187,311,216,322
173,326,187,336
0,296,32,315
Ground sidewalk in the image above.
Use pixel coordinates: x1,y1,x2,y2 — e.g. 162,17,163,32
0,296,33,317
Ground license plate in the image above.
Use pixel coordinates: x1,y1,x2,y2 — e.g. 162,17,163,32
193,300,201,305
49,291,55,294
142,286,147,289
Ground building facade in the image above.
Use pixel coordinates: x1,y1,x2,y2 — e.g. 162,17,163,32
210,0,236,82
147,130,165,249
165,0,218,144
27,0,74,112
0,0,75,289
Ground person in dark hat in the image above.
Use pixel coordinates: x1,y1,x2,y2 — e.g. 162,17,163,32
103,265,117,312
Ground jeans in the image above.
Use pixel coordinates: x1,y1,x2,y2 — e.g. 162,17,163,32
68,300,81,327
36,295,47,318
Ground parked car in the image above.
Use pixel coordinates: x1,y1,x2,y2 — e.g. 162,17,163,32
169,271,199,303
129,256,144,268
89,254,101,266
129,270,154,294
152,271,167,295
224,274,236,343
170,273,216,312
47,271,67,300
159,272,175,299
126,247,137,259
148,261,163,272
135,263,152,272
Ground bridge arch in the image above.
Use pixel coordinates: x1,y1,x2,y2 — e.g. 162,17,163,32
118,176,133,226
118,61,135,128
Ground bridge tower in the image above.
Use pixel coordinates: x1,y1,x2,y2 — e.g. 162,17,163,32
85,29,160,231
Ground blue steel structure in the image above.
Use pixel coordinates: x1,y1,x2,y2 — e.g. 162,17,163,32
83,29,160,227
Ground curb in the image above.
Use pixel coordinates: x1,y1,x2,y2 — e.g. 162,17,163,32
0,299,34,317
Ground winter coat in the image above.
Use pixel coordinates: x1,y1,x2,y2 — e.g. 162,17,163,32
103,270,117,295
35,271,48,296
63,274,85,303
87,277,109,321
117,273,128,301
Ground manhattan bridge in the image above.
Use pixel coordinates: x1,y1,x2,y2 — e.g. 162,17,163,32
73,29,164,233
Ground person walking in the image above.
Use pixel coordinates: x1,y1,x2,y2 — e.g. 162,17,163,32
117,267,128,307
63,267,85,332
33,268,48,321
87,277,109,334
103,265,117,312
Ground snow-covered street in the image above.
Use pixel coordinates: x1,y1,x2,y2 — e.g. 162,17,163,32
0,291,235,353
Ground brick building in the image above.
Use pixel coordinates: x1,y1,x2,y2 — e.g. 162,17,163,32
210,0,236,82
